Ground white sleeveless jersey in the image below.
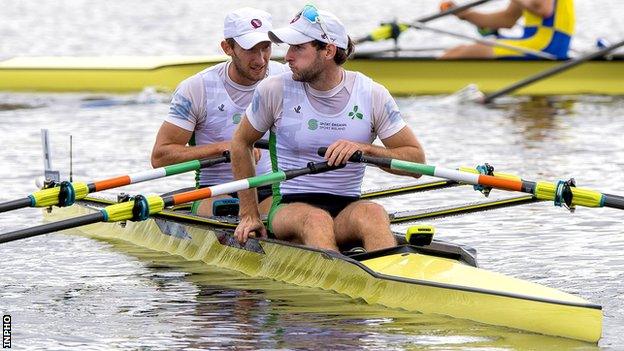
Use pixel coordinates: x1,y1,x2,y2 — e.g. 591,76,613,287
194,61,284,185
271,72,375,197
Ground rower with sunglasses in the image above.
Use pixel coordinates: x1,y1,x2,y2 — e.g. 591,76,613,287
231,5,425,252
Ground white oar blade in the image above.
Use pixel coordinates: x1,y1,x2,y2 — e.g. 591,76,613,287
447,84,485,104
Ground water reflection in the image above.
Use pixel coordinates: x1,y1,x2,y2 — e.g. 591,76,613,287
491,96,576,145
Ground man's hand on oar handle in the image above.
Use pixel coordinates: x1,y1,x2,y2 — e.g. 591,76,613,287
235,214,267,245
324,140,369,166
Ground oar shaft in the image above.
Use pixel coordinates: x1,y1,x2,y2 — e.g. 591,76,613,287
92,155,229,192
419,0,494,22
389,195,538,223
164,162,342,206
317,148,623,211
410,21,557,60
0,212,104,244
483,39,624,103
0,154,231,213
385,157,623,210
0,198,32,213
362,180,460,199
603,194,624,210
355,0,495,44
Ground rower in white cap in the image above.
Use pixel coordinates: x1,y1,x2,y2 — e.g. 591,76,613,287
151,8,288,216
231,5,426,252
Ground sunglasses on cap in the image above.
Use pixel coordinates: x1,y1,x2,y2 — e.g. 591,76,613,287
299,4,334,45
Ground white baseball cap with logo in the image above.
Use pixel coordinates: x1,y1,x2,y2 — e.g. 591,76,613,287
223,7,273,50
268,6,348,50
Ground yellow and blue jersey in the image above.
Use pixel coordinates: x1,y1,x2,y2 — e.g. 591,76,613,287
494,0,574,60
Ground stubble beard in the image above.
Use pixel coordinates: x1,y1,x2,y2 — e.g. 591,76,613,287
231,53,267,83
291,53,325,84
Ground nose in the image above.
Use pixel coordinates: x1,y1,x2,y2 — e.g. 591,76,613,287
251,46,270,66
285,46,295,63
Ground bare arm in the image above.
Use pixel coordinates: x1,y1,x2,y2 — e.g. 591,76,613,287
231,115,267,242
150,121,228,168
445,0,523,29
511,0,554,18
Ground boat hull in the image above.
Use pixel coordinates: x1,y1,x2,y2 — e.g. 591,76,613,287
2,55,623,96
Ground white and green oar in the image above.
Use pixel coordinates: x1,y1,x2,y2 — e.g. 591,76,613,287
0,154,230,214
319,148,624,211
0,140,271,214
0,160,344,244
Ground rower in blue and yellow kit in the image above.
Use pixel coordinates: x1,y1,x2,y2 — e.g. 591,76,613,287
439,0,574,60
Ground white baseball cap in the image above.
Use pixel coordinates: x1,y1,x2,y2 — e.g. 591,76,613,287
268,6,348,50
223,7,273,50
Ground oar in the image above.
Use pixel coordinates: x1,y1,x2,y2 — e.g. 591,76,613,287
481,39,624,103
0,160,344,244
389,194,538,223
409,21,557,60
0,154,230,214
362,180,460,199
318,148,624,211
0,140,270,214
355,0,495,44
363,165,525,199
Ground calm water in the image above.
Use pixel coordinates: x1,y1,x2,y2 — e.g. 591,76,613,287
1,1,624,350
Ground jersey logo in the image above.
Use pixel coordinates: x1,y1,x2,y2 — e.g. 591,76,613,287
307,118,318,130
218,104,225,111
294,105,301,113
348,105,364,120
232,113,242,124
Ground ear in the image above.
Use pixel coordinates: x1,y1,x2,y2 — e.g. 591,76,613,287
324,43,338,61
221,40,234,56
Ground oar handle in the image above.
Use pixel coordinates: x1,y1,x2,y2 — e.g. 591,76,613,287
254,139,269,150
317,147,364,163
199,152,230,168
